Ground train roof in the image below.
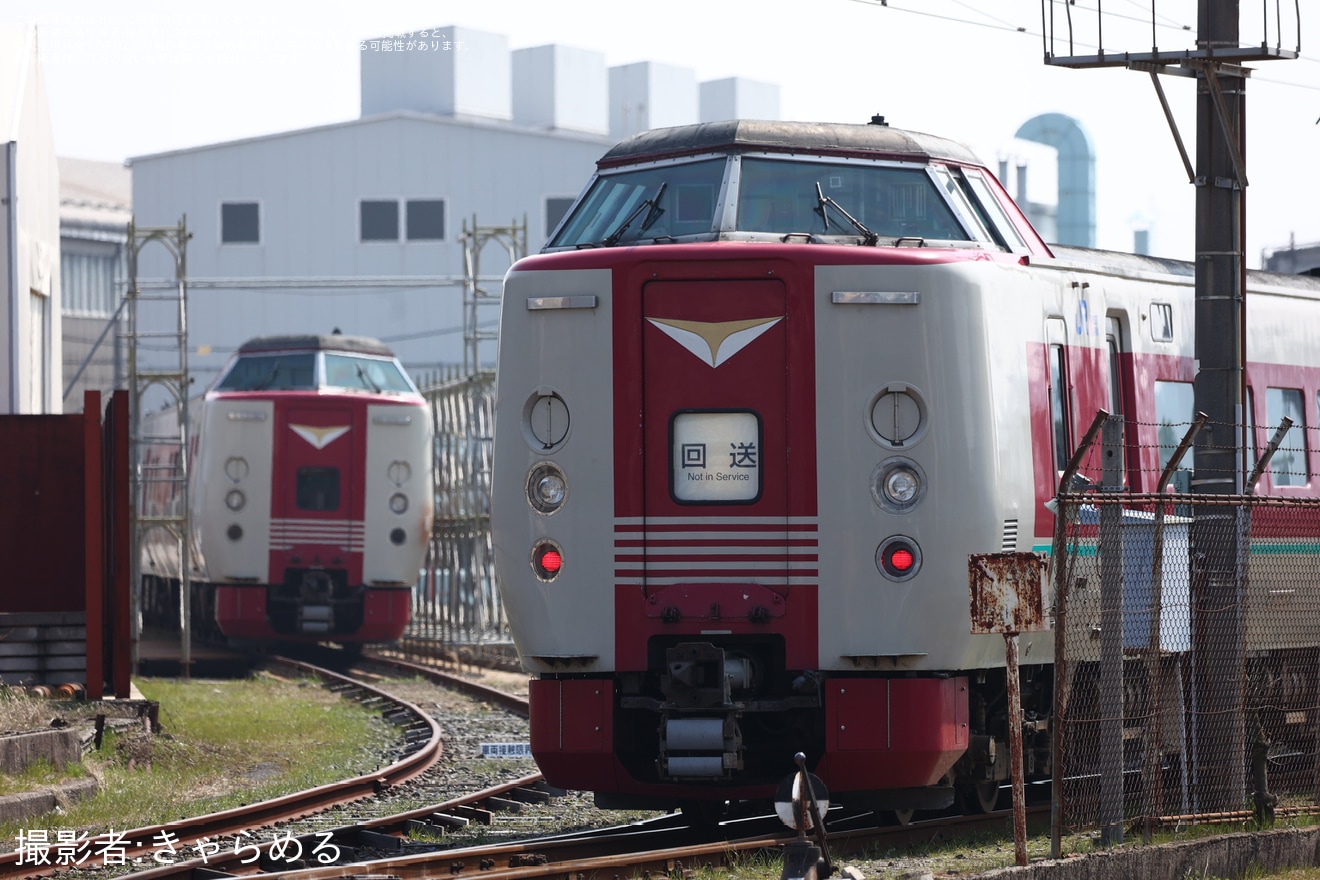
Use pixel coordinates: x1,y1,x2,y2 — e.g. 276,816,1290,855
235,334,396,357
598,119,983,169
1052,244,1320,295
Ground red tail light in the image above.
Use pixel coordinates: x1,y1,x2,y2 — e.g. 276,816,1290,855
877,536,922,582
540,548,563,572
531,540,564,581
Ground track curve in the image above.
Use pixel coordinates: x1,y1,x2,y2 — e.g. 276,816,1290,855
0,657,442,880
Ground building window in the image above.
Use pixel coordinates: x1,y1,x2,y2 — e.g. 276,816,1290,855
361,199,400,242
221,202,260,244
60,243,119,316
406,199,445,241
546,197,575,237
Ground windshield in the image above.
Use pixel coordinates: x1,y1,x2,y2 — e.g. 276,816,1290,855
736,158,971,241
216,353,316,391
215,351,416,393
548,159,725,248
323,353,416,393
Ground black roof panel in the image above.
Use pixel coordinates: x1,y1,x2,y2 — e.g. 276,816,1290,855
236,334,395,357
598,119,982,168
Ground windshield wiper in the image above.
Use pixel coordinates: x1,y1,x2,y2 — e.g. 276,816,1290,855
603,182,667,247
814,182,879,246
356,364,382,393
253,361,281,390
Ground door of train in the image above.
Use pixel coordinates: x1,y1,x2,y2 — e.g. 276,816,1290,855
271,403,361,581
639,277,791,594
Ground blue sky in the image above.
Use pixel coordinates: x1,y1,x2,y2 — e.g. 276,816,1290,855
6,0,1318,265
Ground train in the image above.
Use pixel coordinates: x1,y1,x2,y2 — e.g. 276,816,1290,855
140,333,434,649
489,117,1320,817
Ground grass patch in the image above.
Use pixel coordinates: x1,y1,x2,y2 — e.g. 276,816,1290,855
0,671,398,844
0,758,86,797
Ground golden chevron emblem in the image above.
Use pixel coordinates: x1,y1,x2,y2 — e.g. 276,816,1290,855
290,424,350,450
646,316,783,367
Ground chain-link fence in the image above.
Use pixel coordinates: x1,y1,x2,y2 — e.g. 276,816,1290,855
1053,413,1320,845
401,367,511,661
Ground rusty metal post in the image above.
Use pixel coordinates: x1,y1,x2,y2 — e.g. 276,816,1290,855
1004,632,1029,866
970,551,1048,868
779,753,824,880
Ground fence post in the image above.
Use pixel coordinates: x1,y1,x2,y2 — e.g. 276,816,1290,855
1098,414,1125,845
1143,413,1206,840
1051,409,1109,859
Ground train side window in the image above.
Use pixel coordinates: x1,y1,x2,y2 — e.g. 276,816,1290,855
1154,380,1195,474
1046,318,1072,471
1105,318,1124,416
955,168,1029,253
1150,302,1174,342
1266,387,1308,486
1245,386,1257,478
297,466,341,511
1105,317,1129,480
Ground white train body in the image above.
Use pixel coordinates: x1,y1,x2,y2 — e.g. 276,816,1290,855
490,119,1320,811
142,334,434,645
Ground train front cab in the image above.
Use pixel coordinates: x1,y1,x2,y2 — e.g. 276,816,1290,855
201,391,427,646
509,253,991,812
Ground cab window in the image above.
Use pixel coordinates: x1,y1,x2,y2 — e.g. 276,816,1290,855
216,353,316,391
548,159,724,248
323,354,415,393
736,158,970,241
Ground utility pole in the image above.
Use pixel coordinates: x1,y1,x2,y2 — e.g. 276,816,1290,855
1189,0,1249,815
1042,0,1298,826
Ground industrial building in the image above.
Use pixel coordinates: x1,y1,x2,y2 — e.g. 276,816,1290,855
1262,238,1320,275
59,157,130,413
127,25,780,393
0,23,61,415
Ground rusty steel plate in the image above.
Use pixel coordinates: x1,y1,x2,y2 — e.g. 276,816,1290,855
968,552,1049,635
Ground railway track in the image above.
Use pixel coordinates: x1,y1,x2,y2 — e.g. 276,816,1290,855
120,796,1043,880
0,649,1056,879
0,656,444,880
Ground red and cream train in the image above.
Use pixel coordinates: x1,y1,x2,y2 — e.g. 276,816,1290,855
140,333,433,648
489,119,1320,815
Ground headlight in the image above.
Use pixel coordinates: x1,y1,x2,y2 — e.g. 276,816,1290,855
871,457,926,513
225,489,246,511
526,462,568,515
387,460,411,487
389,492,409,514
224,456,249,483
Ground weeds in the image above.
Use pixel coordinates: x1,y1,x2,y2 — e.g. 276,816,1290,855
0,672,397,845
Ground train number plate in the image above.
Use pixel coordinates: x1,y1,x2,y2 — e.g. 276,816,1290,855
671,411,761,503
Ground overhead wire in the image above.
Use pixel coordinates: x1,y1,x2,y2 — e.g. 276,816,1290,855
843,0,1318,96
